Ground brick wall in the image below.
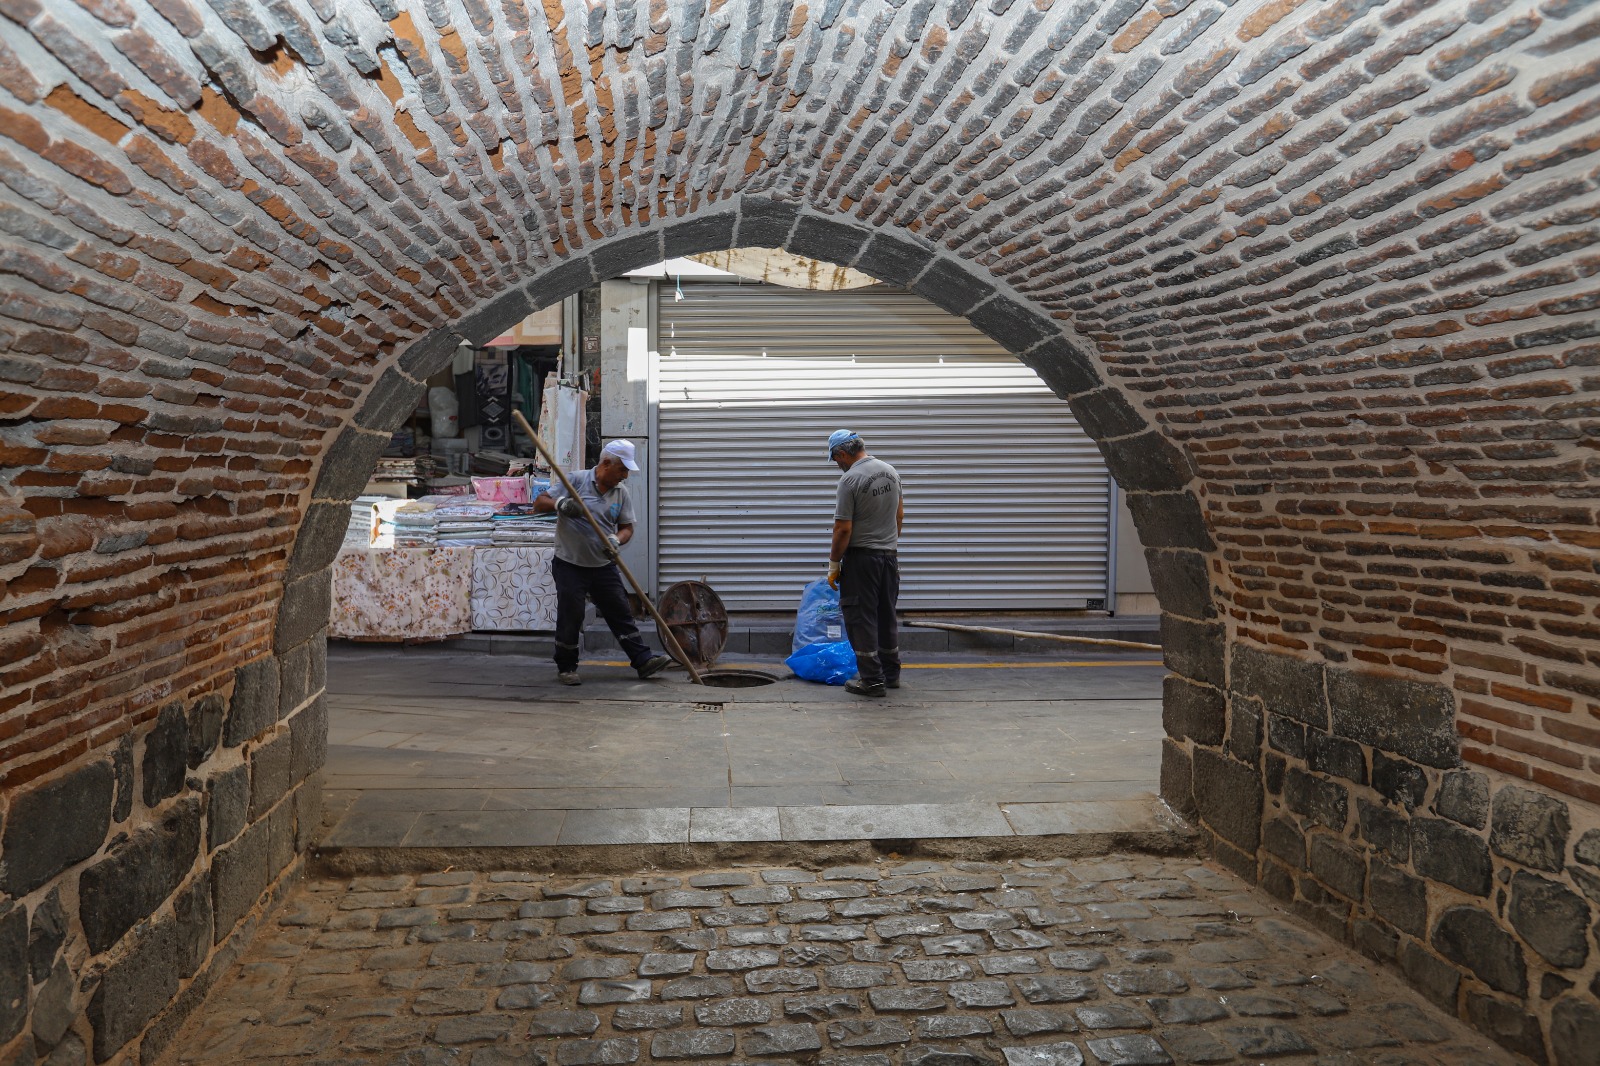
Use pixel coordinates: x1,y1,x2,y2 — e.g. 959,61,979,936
0,0,1597,1061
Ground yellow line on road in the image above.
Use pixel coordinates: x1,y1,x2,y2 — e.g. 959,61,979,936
902,660,1164,669
591,660,1165,669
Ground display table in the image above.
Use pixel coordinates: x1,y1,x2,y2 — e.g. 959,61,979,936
329,543,557,640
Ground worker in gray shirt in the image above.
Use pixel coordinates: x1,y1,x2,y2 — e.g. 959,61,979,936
534,439,671,686
826,430,904,697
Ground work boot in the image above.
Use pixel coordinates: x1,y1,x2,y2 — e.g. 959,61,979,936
885,677,902,689
846,678,886,697
636,655,672,679
557,671,581,686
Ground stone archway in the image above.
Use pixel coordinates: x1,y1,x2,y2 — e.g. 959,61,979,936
2,1,1598,1061
292,196,1225,840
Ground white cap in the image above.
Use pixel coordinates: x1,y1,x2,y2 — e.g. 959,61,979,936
600,439,640,471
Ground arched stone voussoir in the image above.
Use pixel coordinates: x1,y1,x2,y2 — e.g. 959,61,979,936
457,285,536,348
1125,492,1216,552
661,208,739,261
854,232,939,288
286,501,356,583
591,230,667,284
274,568,331,657
1098,431,1199,494
527,256,599,314
963,292,1060,357
397,327,466,381
1070,388,1150,442
354,366,427,436
1145,547,1219,622
786,211,873,267
734,198,802,249
908,258,996,317
309,426,391,506
1018,337,1104,399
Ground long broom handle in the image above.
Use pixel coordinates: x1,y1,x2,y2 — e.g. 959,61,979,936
904,619,1162,652
511,410,704,685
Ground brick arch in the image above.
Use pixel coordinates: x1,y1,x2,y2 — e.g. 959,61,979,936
2,0,1599,1061
284,200,1217,652
282,204,1227,814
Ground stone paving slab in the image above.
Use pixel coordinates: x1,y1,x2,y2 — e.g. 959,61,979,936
779,803,1015,840
689,807,784,843
318,798,1178,850
321,649,1167,849
158,855,1518,1066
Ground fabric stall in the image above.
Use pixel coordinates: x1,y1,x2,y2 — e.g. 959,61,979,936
329,481,561,641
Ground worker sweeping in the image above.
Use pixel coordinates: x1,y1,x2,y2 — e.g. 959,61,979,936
534,439,672,686
826,430,904,697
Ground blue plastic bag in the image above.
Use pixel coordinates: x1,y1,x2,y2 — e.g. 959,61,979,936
785,641,858,685
793,578,847,653
787,579,856,684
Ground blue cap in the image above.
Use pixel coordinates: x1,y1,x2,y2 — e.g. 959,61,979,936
827,429,860,458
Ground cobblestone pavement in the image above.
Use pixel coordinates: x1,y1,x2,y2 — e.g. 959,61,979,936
164,855,1517,1066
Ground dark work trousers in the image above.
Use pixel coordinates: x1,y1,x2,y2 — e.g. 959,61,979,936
552,556,654,673
839,548,901,687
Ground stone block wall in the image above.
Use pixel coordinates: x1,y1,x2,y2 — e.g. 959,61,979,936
0,632,323,1063
1171,641,1600,1064
1,0,1599,1061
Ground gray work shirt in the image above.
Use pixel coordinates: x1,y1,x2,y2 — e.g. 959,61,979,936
550,469,634,567
834,456,901,551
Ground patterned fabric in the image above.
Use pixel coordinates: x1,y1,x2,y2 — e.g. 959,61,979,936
471,547,558,631
329,545,475,640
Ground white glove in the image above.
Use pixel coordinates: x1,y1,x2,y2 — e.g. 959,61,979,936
606,534,621,554
827,559,841,589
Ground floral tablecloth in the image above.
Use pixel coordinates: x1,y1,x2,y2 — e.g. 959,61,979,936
330,544,558,639
471,546,557,631
329,545,476,640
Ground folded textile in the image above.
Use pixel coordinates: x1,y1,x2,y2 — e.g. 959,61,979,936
492,533,556,546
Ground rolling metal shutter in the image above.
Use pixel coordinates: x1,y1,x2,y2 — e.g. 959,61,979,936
655,282,1110,611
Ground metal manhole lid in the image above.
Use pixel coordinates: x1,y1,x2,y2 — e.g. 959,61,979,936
657,580,729,672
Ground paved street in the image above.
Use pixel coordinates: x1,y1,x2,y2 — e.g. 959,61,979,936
320,647,1169,849
161,855,1516,1065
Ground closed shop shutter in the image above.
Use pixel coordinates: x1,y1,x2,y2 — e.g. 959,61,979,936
655,282,1110,611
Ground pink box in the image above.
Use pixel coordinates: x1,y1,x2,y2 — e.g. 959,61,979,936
472,476,530,504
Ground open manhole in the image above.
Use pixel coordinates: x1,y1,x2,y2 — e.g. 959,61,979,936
699,669,781,688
